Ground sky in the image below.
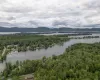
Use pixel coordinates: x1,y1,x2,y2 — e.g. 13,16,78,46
0,0,100,28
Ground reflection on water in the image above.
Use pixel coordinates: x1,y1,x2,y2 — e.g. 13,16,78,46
1,37,100,72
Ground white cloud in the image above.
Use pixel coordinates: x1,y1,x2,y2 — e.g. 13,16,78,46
0,0,100,28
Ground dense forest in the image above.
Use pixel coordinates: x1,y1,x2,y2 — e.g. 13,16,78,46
1,42,100,80
0,34,69,62
71,36,100,39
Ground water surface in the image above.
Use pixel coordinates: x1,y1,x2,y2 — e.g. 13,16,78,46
6,38,100,63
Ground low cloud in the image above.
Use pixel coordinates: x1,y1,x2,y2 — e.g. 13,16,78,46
0,0,100,28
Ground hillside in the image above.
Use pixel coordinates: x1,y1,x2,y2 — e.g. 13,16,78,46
0,27,100,33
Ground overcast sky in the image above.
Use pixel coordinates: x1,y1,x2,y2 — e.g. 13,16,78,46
0,0,100,28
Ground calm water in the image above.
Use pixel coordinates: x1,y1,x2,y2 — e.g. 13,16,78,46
0,32,21,35
6,38,100,63
0,36,100,72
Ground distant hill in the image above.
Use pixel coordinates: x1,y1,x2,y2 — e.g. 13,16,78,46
0,27,100,33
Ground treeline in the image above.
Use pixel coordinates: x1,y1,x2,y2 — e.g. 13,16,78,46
2,43,100,80
71,36,100,39
0,34,69,49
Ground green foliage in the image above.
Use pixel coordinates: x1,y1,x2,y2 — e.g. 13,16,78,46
2,43,100,80
0,34,69,61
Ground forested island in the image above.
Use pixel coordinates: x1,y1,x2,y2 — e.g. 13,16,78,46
70,36,100,39
0,34,69,62
1,43,100,80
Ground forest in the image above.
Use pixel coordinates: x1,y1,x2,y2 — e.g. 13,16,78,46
71,35,100,39
1,42,100,80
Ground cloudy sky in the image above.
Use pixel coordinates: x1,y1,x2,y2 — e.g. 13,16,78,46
0,0,100,28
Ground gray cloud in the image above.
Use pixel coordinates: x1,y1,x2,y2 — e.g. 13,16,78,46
86,0,100,9
2,6,33,13
0,0,6,4
52,20,68,26
0,0,100,28
7,17,16,20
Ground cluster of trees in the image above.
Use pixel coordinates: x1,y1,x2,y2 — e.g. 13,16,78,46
73,36,100,39
0,34,69,61
83,36,100,38
2,42,100,80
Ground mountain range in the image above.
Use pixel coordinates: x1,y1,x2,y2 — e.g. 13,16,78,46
0,27,100,33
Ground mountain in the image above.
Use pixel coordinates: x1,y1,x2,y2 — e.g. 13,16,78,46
0,27,100,33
